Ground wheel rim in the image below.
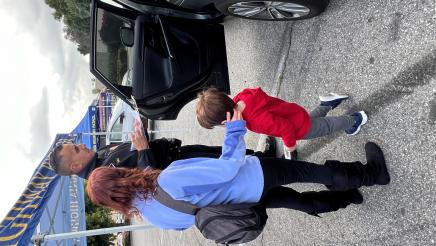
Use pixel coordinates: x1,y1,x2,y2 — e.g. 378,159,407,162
228,1,310,20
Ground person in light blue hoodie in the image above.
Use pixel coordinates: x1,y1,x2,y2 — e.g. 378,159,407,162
86,109,390,231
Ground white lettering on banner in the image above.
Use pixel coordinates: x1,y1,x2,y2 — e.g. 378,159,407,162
69,176,81,244
91,113,98,151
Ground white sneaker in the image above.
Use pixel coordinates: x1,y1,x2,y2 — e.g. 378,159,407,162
283,146,293,160
284,150,292,160
319,93,348,101
319,93,349,109
345,111,368,135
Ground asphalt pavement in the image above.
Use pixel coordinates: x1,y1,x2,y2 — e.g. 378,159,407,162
132,0,436,245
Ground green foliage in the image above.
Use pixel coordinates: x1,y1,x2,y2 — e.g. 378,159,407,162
84,181,117,246
44,0,91,54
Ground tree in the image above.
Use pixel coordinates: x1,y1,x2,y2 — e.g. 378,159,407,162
44,0,91,55
84,181,117,245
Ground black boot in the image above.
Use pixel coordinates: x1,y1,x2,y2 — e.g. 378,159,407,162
303,189,363,216
325,142,390,190
262,186,362,216
365,142,390,185
262,136,277,157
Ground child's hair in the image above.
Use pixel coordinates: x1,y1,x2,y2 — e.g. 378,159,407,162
196,88,236,129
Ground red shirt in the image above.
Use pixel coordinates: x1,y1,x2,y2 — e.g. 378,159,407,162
233,87,311,147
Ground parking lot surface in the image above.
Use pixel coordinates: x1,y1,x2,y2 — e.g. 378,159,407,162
132,0,436,245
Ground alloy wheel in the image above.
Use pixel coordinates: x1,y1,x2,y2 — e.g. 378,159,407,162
228,1,310,20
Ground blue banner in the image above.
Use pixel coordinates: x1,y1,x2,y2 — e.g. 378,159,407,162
73,105,100,151
36,175,87,246
0,105,101,245
0,134,75,245
35,106,99,246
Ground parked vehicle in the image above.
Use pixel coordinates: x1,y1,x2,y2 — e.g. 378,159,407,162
105,99,148,145
90,0,328,120
115,0,329,21
105,100,136,144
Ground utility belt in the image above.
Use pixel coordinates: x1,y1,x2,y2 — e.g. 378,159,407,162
149,138,182,166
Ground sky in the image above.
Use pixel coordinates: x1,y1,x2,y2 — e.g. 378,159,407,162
0,0,95,219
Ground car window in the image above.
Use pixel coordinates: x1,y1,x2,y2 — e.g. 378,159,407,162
95,7,132,86
109,116,123,142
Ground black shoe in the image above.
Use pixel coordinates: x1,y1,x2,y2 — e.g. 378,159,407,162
344,189,364,204
345,111,368,135
291,149,298,160
303,189,363,216
365,142,390,185
263,136,277,157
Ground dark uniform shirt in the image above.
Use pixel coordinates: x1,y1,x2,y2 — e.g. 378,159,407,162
77,142,163,179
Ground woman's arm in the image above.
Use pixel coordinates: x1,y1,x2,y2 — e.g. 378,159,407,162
158,110,249,198
220,109,247,163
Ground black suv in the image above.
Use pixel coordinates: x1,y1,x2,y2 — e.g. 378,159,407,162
90,0,328,120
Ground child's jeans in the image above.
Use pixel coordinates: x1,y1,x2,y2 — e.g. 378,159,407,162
303,105,355,139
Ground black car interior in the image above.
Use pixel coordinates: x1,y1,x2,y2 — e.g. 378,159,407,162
91,0,229,120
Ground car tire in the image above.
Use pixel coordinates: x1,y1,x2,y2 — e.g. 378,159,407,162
216,0,329,21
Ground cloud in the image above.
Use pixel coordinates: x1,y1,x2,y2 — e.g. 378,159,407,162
1,0,94,113
18,87,52,161
2,0,66,74
59,47,94,113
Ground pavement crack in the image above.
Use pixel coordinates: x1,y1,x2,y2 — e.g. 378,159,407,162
270,22,293,97
429,93,436,125
389,12,403,42
256,22,293,152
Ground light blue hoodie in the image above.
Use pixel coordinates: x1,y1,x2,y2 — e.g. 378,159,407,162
133,120,264,230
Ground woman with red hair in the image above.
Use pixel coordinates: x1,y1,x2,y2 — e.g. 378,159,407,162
86,110,390,230
86,167,161,217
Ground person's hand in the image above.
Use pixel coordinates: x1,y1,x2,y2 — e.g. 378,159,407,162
131,119,149,151
222,108,243,125
284,144,297,152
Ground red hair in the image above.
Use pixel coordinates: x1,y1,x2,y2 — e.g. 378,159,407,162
86,167,161,218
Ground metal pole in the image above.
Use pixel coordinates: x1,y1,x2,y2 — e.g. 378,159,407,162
148,129,192,133
31,224,153,243
79,129,192,136
81,131,134,136
94,105,113,108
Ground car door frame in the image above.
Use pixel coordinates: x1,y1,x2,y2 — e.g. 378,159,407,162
90,0,139,110
90,0,230,120
113,0,224,20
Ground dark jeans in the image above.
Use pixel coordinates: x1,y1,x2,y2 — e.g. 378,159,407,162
180,145,264,159
258,157,354,215
260,157,333,193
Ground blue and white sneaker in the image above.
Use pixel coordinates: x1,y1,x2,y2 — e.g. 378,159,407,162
319,93,349,109
345,111,368,135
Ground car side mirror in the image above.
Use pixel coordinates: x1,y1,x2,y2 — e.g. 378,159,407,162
120,27,134,47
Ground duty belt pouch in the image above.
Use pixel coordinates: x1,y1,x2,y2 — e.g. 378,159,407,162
166,138,182,161
149,138,182,165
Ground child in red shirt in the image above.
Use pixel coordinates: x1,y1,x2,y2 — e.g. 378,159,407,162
196,87,367,157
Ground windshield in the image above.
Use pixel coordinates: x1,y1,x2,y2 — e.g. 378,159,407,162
95,6,133,86
109,116,123,142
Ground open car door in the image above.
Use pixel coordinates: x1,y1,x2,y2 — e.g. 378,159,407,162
90,0,230,120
